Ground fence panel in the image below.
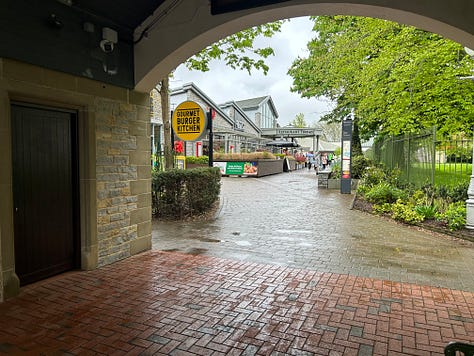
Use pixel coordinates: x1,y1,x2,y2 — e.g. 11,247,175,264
373,129,471,187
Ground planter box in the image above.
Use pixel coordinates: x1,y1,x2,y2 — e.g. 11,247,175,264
326,178,360,190
186,163,208,170
214,159,283,177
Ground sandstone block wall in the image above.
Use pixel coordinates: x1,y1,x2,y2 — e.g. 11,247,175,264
95,100,152,266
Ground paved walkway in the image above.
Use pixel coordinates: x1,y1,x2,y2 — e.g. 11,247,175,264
0,169,473,355
153,169,474,292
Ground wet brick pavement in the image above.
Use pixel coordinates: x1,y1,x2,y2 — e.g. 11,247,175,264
153,169,474,292
0,251,473,355
1,169,473,355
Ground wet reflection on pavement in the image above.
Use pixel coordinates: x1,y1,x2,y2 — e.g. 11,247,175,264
153,169,474,291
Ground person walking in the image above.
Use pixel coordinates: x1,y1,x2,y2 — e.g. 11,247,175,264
314,152,321,174
321,154,328,170
306,151,314,170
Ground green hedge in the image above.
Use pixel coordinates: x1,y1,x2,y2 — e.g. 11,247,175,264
152,167,221,219
185,155,209,165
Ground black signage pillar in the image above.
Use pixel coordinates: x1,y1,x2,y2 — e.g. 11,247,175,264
170,110,175,167
208,109,214,167
340,118,353,194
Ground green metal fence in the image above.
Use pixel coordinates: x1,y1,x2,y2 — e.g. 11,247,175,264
372,128,472,187
152,150,164,171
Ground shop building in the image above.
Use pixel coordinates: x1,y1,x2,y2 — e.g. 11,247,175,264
169,83,271,155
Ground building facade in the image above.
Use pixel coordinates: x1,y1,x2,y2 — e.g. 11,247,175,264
169,83,271,155
235,96,279,129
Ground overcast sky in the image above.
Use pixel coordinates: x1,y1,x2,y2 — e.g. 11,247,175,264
171,16,334,127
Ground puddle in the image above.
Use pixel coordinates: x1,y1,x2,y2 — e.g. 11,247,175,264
276,229,313,235
199,237,221,243
186,248,208,255
234,240,252,246
161,248,180,252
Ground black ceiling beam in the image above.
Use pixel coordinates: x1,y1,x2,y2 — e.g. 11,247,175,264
210,0,290,15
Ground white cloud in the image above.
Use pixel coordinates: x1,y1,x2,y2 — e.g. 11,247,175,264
172,16,334,127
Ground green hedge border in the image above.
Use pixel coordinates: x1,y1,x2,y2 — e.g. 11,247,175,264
152,167,221,219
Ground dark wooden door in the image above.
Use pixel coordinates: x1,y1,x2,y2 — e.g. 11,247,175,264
11,103,79,285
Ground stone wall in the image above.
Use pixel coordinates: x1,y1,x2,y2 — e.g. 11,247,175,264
95,99,152,266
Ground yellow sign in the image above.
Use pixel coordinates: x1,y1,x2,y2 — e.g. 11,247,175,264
172,101,208,141
175,155,186,170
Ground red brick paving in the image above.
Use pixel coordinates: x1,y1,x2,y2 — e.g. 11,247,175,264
0,251,473,355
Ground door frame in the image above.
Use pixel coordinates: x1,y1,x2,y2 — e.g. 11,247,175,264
11,102,81,283
1,90,99,299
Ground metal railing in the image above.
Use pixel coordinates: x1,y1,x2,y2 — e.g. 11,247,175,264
372,128,472,187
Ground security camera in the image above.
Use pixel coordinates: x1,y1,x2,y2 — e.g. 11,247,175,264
100,27,117,53
100,40,114,53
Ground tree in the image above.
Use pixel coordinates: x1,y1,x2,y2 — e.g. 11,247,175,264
156,21,286,169
159,76,173,170
315,121,341,142
288,16,474,140
291,113,307,127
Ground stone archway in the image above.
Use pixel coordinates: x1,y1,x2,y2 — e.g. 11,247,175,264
134,0,474,91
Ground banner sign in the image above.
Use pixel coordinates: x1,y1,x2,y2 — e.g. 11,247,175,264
213,161,258,176
261,127,323,137
340,119,352,194
171,101,208,141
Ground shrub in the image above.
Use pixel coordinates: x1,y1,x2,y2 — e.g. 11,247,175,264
410,190,427,205
372,203,392,215
214,152,276,160
387,168,404,188
414,205,437,219
356,184,370,196
423,181,469,204
361,166,387,187
391,200,424,224
330,164,341,179
436,201,466,231
448,181,469,203
185,155,209,165
421,183,437,205
351,155,371,179
152,167,221,219
365,182,406,204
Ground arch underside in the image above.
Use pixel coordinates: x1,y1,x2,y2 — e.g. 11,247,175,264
134,1,474,91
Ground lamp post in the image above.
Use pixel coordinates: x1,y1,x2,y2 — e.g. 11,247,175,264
463,47,474,228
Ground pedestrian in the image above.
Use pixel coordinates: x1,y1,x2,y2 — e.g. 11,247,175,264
306,151,314,170
322,154,328,170
314,153,321,174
